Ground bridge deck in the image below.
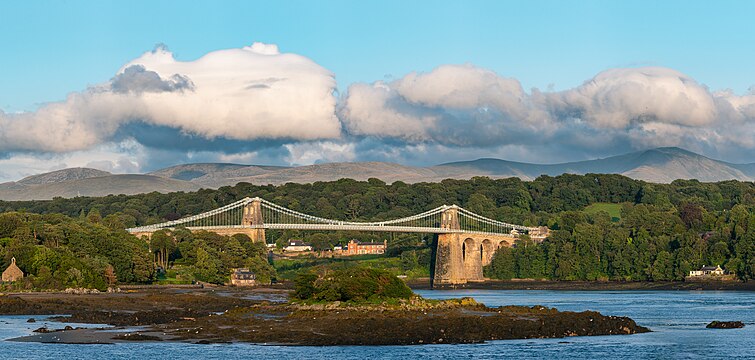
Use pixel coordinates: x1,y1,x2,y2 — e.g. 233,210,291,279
132,224,523,238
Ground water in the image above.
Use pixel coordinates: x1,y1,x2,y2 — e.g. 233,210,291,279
1,290,754,359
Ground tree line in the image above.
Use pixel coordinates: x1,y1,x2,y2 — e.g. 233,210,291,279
487,203,755,281
1,174,754,286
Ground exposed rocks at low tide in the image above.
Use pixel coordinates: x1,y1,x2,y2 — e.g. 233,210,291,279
706,321,745,329
1,288,650,345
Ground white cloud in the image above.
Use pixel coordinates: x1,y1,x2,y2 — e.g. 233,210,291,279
340,65,755,162
2,53,755,182
549,67,718,128
0,42,340,153
340,64,553,144
284,141,357,165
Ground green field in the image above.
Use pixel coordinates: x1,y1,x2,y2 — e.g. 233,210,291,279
583,203,623,222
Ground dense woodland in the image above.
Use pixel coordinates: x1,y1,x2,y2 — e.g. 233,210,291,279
1,174,754,287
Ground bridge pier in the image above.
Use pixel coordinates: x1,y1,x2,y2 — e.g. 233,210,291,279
433,206,485,286
432,205,524,287
242,198,266,243
433,233,468,285
432,232,519,286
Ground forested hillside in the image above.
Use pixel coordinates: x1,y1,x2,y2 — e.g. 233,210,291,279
1,174,754,284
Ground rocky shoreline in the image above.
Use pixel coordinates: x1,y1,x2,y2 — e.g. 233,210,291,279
0,288,649,345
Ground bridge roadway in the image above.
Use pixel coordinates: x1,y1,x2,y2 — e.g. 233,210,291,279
133,224,524,235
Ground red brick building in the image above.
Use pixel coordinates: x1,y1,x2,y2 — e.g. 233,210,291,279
343,239,387,255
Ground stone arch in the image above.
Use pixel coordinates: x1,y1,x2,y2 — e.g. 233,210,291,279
481,239,495,266
462,237,482,281
462,238,475,262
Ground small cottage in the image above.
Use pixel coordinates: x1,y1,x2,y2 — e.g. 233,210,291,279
284,240,312,252
689,265,725,277
230,268,256,286
2,257,24,282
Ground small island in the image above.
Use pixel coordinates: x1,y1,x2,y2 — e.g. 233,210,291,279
2,268,649,345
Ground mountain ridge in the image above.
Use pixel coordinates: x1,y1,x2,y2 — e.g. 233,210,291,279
0,147,752,201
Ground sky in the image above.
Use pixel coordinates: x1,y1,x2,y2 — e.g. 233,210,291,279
0,0,754,182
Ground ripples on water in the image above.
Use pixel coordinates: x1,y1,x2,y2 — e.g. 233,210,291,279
2,290,754,359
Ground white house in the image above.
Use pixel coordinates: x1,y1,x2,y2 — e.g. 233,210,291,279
689,265,725,277
284,240,312,252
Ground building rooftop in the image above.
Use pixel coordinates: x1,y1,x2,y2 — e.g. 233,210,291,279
700,265,722,271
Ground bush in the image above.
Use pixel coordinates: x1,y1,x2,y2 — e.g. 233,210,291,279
293,267,413,302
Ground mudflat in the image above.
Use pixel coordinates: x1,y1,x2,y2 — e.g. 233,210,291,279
1,287,649,345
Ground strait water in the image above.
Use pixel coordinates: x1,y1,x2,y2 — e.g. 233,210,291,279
1,290,754,359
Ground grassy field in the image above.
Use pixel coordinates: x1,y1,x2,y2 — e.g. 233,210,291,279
583,203,623,222
272,254,430,281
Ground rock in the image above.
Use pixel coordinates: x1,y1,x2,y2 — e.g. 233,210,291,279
63,325,74,331
63,288,102,295
112,333,164,341
26,318,36,323
33,327,51,333
706,321,745,329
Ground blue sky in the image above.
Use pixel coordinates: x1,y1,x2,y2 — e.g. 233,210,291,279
0,1,754,180
3,0,753,110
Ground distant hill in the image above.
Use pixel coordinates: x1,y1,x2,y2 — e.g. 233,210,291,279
436,147,753,183
148,163,251,181
0,147,751,201
731,162,755,178
229,162,442,185
148,163,289,187
17,167,111,185
0,174,200,201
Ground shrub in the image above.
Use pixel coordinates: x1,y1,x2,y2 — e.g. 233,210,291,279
293,267,413,302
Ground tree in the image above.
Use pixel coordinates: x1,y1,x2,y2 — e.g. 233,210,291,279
400,250,420,271
150,230,176,270
708,241,730,267
651,251,673,281
194,247,221,283
309,234,332,252
466,193,497,218
679,203,704,229
487,247,515,279
104,264,118,286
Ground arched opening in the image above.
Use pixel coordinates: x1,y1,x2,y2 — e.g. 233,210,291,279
481,239,494,266
463,238,475,264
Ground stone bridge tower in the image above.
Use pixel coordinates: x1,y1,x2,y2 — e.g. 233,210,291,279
242,197,266,243
432,205,520,287
433,206,484,286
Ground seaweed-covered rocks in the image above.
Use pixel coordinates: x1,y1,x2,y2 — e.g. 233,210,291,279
706,321,745,329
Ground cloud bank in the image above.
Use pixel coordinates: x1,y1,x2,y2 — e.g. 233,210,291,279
1,43,754,182
0,43,340,153
341,64,755,161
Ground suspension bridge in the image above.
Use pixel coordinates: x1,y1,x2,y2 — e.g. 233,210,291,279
127,197,548,286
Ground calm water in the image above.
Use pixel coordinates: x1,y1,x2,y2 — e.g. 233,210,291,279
1,290,754,359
